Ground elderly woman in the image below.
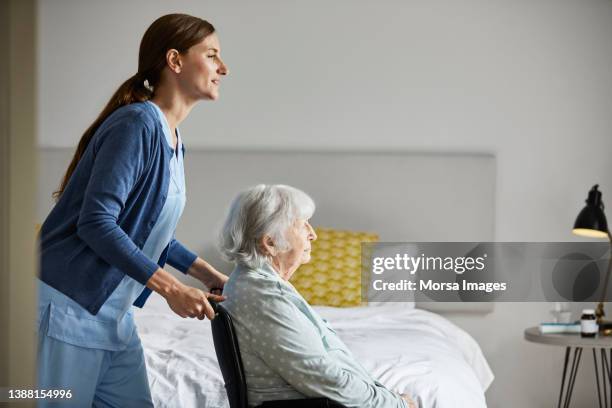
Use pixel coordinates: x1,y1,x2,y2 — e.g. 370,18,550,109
219,184,415,408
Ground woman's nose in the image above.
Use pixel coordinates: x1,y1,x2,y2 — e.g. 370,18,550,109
218,58,229,76
308,224,317,241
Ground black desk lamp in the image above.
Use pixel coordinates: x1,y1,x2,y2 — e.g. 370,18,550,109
572,185,612,331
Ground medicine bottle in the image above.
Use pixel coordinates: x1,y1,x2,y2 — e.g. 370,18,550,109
581,309,598,338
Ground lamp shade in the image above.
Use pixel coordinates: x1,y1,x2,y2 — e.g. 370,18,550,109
573,185,609,239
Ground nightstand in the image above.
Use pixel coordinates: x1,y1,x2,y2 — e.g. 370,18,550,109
525,327,612,408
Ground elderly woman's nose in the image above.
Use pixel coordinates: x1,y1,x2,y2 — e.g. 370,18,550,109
307,223,317,240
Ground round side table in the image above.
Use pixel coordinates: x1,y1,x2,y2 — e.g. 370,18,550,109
525,327,612,408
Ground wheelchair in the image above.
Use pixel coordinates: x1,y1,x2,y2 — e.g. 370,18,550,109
209,300,347,408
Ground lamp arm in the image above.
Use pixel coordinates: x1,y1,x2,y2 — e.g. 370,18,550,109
596,232,612,322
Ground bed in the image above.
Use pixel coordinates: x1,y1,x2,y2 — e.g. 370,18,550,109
134,294,493,408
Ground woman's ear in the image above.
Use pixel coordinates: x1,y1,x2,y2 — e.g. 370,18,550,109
260,235,277,257
166,49,182,74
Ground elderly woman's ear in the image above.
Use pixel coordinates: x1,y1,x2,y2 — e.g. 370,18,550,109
260,235,278,257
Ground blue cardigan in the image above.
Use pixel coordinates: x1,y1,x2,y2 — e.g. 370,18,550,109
39,102,197,315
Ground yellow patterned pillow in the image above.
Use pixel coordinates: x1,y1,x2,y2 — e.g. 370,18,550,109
291,227,379,307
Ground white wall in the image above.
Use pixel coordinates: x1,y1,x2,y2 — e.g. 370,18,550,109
37,1,612,406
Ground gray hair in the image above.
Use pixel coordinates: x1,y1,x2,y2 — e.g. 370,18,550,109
218,184,316,269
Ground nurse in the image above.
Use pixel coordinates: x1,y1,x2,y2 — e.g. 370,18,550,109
37,14,228,407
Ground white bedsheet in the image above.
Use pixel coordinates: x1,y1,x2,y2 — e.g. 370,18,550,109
134,294,493,408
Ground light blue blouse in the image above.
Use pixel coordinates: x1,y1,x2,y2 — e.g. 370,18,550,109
222,263,408,408
37,101,186,351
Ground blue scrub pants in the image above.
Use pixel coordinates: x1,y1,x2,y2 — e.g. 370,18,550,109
37,312,154,408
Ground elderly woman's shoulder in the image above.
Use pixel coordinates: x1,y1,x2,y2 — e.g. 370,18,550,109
226,265,284,294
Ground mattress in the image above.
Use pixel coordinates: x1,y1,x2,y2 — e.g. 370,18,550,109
134,294,493,408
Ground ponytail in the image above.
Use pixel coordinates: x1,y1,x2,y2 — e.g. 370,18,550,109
52,73,152,200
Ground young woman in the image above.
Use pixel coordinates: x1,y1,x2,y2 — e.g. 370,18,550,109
37,14,228,407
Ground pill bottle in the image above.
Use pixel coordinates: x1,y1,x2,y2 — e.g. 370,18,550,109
581,309,598,338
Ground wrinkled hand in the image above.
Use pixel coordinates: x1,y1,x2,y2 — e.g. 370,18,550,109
400,394,417,408
165,283,225,320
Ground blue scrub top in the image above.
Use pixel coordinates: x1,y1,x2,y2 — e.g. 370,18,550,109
38,101,186,351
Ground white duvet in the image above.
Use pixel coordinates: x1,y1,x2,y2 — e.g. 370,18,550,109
134,295,493,408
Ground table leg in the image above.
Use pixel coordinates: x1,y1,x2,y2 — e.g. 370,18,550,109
601,349,608,408
559,347,582,408
594,349,603,408
602,349,612,408
558,347,570,408
591,348,612,408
